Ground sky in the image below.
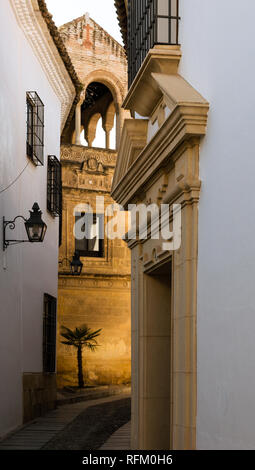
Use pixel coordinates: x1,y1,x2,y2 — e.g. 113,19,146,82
46,0,121,148
46,0,123,44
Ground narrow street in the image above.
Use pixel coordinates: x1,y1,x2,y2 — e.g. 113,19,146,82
0,391,131,451
3,0,255,456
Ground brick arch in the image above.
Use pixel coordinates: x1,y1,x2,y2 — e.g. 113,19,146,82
79,69,127,149
80,69,126,113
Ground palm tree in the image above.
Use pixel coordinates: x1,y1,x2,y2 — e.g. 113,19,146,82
60,324,102,388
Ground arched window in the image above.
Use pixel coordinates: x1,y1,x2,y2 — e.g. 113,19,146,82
65,80,120,149
81,82,117,150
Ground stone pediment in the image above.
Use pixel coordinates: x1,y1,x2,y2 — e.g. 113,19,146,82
112,119,148,192
112,69,209,207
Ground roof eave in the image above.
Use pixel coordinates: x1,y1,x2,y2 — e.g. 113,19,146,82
37,0,83,132
114,0,128,51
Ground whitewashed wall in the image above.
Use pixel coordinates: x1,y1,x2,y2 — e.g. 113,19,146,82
179,0,255,450
0,1,61,437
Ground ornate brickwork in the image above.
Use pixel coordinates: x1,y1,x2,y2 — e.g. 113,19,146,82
57,16,131,386
59,15,127,88
59,13,129,142
58,146,131,387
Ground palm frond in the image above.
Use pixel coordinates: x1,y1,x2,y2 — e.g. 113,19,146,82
60,324,102,348
61,340,78,347
60,326,78,341
86,342,101,351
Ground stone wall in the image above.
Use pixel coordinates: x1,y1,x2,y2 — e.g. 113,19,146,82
57,146,131,388
57,277,131,387
59,14,127,96
23,373,56,424
57,14,131,390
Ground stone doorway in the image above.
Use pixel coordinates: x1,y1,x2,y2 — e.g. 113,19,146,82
141,260,172,449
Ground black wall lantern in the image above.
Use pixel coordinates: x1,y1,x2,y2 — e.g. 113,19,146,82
3,202,47,251
59,251,83,276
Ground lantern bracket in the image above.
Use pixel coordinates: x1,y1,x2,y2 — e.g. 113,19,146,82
59,251,83,276
3,216,28,251
2,203,47,251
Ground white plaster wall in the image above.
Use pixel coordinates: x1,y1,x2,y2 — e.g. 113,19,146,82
0,1,61,437
178,0,255,449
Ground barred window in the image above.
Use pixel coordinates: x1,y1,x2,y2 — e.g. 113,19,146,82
75,212,104,258
127,0,180,86
43,294,57,374
26,91,44,166
47,155,62,217
59,206,63,248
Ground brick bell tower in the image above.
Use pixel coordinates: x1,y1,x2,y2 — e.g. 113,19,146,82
57,13,131,388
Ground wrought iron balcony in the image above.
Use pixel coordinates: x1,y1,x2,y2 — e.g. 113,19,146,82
127,0,180,87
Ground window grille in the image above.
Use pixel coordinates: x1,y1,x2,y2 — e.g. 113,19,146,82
26,91,44,166
75,213,104,258
59,201,63,247
127,0,180,86
47,155,62,217
43,294,57,374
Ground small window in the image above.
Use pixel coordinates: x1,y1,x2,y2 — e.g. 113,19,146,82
26,91,44,166
47,155,62,217
75,212,104,258
43,294,57,374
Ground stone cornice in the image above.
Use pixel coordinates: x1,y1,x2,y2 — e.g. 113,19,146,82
61,145,117,168
10,0,83,132
58,275,131,290
112,76,209,207
123,46,182,116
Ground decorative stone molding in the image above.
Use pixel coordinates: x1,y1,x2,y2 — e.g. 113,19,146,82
58,276,131,290
61,145,117,168
10,0,78,132
81,157,105,174
112,45,210,449
123,46,182,116
112,119,149,190
112,72,209,208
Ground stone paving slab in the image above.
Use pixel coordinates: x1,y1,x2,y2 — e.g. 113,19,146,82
0,393,130,451
100,422,131,450
57,385,131,406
